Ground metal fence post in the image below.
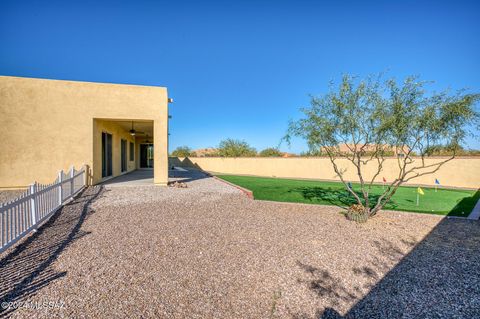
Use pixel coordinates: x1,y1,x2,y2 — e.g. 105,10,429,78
70,166,75,197
58,170,63,205
29,183,37,228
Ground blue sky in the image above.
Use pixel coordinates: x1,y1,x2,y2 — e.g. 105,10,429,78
1,0,479,153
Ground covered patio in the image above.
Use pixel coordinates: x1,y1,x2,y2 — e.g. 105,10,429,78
92,118,168,186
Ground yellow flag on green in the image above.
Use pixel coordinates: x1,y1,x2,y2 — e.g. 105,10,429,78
417,187,424,195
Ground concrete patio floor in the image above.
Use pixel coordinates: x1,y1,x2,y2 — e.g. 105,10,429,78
101,169,154,187
101,167,196,188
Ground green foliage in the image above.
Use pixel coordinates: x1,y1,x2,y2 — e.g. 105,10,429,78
299,149,324,156
218,138,257,157
171,146,196,157
259,147,283,157
203,150,220,157
426,145,480,156
287,73,479,219
216,175,478,217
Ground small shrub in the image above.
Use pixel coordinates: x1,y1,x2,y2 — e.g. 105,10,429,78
218,138,257,157
345,204,369,223
171,146,195,157
259,147,283,157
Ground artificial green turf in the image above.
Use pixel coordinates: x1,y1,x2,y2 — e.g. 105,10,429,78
216,175,479,217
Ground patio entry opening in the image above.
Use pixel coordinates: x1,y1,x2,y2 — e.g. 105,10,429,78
140,143,154,168
93,118,168,186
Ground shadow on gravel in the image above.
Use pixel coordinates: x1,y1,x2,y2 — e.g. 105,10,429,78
295,218,480,318
296,261,359,308
0,186,103,317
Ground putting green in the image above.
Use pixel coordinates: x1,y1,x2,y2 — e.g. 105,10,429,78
216,175,479,217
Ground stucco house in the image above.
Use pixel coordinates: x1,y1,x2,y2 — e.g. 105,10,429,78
0,76,171,188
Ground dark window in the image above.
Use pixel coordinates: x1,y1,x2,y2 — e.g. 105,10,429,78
121,139,127,172
129,142,134,161
102,132,113,177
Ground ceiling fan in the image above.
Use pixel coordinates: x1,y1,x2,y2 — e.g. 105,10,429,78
144,134,151,143
129,121,145,136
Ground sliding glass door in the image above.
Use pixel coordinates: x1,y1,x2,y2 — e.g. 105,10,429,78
102,132,113,177
121,139,127,172
140,144,154,168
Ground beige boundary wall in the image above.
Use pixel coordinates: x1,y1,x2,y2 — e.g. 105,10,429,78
0,76,169,188
171,157,480,189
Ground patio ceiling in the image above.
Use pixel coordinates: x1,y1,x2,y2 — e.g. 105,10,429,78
112,120,154,137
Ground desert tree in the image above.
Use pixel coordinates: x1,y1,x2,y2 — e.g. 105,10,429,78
171,146,196,157
287,74,479,219
299,149,324,157
218,138,257,157
259,147,283,157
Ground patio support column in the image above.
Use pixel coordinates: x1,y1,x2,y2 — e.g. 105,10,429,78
153,118,168,186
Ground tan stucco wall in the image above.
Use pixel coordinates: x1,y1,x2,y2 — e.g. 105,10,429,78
173,157,480,189
0,76,169,188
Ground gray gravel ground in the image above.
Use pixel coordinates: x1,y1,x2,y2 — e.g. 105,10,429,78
0,169,478,318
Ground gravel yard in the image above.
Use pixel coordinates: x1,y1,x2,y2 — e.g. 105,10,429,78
0,169,478,318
